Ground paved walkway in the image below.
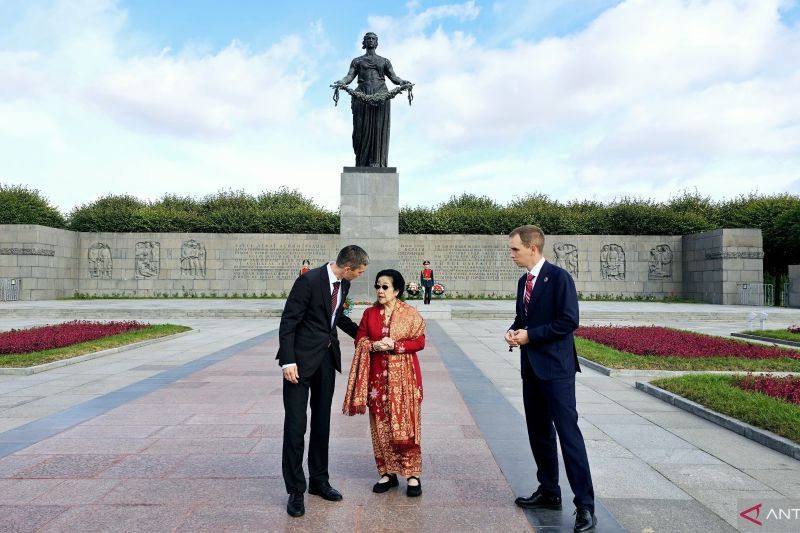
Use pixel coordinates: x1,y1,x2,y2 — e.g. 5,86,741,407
0,320,534,532
0,301,798,531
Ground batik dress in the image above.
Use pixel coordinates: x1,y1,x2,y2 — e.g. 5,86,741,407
343,301,425,477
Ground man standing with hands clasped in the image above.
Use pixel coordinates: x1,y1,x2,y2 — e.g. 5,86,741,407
505,225,596,532
278,245,369,518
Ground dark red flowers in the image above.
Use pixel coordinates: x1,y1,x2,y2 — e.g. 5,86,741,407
576,326,799,360
735,374,800,406
0,320,148,355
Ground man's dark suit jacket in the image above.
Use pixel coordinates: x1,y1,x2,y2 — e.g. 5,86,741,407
510,260,581,380
276,265,359,378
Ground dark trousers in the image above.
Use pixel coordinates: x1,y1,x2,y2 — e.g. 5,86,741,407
522,355,594,511
282,349,335,494
423,285,432,304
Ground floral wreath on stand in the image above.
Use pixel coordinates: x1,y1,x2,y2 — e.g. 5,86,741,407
342,296,354,316
432,283,445,297
406,281,421,299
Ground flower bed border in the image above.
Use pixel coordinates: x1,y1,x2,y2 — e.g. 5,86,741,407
636,381,800,461
730,332,800,349
576,335,800,372
0,329,194,375
577,355,799,378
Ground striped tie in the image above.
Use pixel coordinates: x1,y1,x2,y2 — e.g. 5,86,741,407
523,273,534,313
331,281,340,318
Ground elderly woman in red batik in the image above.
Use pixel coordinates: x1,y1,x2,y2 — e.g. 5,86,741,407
342,268,425,497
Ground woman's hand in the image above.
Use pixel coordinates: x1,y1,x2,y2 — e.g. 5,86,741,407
371,337,395,352
380,337,395,350
372,340,388,351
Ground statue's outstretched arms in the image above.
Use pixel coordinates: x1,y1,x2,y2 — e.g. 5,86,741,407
334,59,358,87
384,59,412,87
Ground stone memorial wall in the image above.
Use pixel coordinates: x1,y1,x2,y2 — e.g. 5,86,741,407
0,225,763,304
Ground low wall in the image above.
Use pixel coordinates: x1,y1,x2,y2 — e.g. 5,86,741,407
788,265,800,308
0,225,78,300
0,225,764,304
683,229,764,305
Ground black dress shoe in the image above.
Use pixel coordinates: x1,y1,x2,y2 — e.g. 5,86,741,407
406,476,422,497
287,492,304,517
514,490,562,510
308,481,343,501
373,474,399,493
574,508,597,532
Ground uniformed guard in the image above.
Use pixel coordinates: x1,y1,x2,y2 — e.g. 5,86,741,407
420,260,435,305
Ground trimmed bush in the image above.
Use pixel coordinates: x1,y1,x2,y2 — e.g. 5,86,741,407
0,184,66,228
67,188,338,233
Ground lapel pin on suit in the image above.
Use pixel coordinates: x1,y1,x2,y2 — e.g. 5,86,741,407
543,276,549,282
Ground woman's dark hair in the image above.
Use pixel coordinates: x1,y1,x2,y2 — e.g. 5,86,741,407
302,259,310,266
375,269,405,299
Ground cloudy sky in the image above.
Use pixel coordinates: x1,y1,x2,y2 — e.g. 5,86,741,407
1,0,799,212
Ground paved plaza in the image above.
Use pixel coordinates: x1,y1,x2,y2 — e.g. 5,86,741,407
0,300,798,531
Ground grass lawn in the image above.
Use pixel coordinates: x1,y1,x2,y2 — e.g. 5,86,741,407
0,324,190,368
741,329,800,343
651,374,800,444
576,337,800,372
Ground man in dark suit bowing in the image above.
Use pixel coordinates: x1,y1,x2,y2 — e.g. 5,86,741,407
278,245,369,517
505,225,596,532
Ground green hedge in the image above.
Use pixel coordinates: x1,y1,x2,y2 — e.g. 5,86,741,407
399,193,716,236
67,189,339,234
0,184,66,227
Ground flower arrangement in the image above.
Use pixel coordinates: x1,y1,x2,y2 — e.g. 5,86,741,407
432,283,445,296
0,320,148,355
575,326,799,360
406,282,421,298
342,296,354,316
788,325,800,334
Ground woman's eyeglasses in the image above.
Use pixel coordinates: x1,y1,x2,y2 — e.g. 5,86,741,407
374,284,391,291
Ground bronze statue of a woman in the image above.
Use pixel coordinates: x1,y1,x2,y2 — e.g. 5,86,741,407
333,33,413,168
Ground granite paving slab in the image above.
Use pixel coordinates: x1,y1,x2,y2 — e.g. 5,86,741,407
0,323,536,531
439,318,800,531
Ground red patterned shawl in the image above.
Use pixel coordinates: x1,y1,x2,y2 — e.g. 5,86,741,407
342,301,425,446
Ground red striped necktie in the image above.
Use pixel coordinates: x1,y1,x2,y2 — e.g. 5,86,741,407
523,273,534,313
331,281,341,318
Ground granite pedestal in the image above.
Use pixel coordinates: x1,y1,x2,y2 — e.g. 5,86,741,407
339,167,399,301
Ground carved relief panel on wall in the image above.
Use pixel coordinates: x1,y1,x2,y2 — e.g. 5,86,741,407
181,240,206,279
600,244,625,280
648,244,673,280
553,242,579,278
135,241,160,279
88,243,112,279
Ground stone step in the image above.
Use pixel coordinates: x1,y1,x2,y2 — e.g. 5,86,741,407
0,305,789,326
0,308,284,319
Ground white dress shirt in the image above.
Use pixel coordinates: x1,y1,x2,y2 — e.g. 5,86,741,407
527,256,546,293
326,262,343,328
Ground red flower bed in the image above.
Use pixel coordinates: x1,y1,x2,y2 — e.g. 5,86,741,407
735,374,800,406
576,326,799,360
0,321,148,355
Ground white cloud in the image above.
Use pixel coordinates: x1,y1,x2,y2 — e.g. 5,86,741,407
0,0,799,214
0,51,42,98
379,0,800,205
88,37,314,136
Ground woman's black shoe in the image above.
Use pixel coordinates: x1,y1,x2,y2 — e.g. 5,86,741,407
406,476,422,497
372,474,399,493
